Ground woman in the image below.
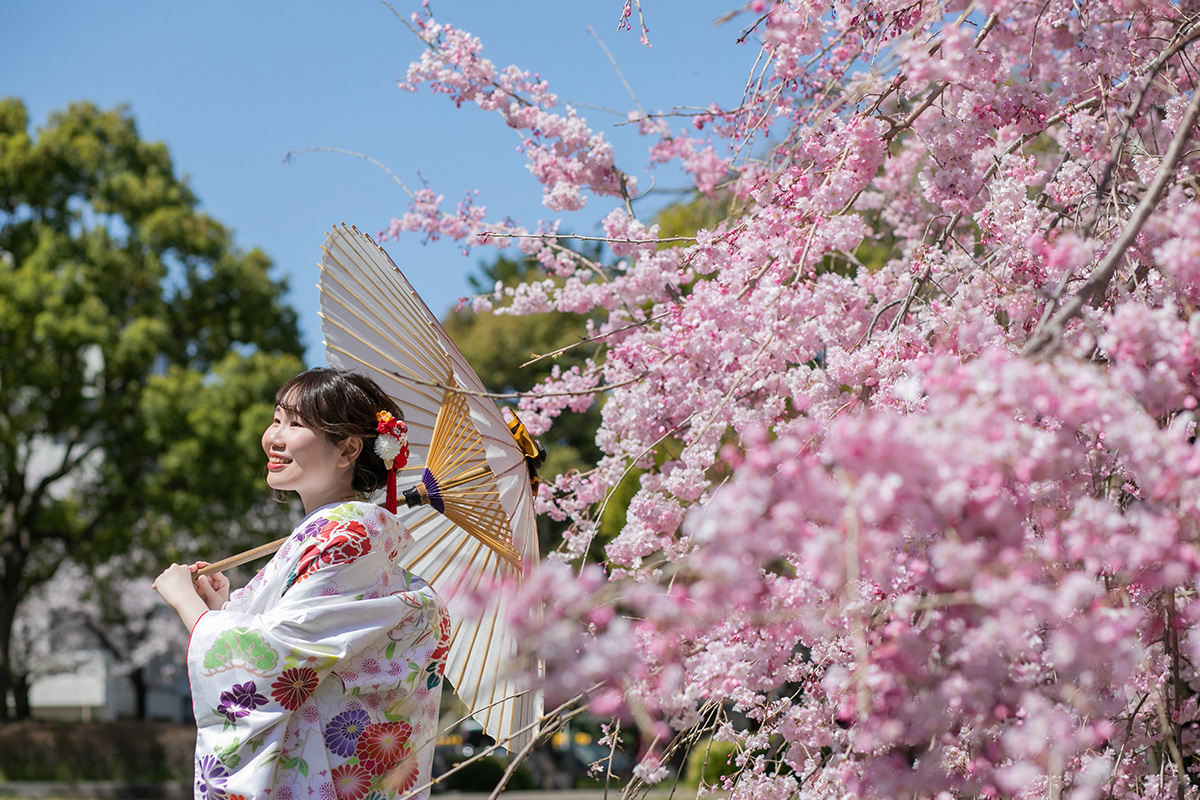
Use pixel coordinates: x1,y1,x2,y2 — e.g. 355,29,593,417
154,368,449,800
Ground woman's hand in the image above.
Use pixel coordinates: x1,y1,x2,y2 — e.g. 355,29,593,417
152,563,213,631
191,562,230,610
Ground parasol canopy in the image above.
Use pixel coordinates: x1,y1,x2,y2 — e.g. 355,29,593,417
318,223,543,752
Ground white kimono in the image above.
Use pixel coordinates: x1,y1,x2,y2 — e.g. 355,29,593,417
187,501,448,800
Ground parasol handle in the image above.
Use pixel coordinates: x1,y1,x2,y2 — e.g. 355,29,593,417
195,536,288,578
403,483,428,508
402,465,493,508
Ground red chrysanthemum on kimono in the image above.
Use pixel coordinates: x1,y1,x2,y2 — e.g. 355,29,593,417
381,752,421,795
295,520,373,582
330,763,372,800
270,667,319,710
355,721,413,775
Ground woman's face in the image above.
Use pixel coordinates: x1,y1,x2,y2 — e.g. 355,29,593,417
261,401,357,512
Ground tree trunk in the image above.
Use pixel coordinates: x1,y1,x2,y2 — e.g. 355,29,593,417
0,591,16,722
0,669,9,721
10,672,29,720
130,666,148,720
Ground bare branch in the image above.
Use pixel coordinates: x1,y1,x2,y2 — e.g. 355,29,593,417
284,146,415,200
479,230,695,246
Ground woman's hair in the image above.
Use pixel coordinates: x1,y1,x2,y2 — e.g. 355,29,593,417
274,367,403,497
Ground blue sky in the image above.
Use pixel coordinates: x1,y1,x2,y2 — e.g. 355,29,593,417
3,2,757,363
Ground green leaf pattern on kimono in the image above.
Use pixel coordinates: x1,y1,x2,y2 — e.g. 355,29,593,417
201,629,280,676
214,738,242,771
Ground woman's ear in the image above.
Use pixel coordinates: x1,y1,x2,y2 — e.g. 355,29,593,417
339,436,364,468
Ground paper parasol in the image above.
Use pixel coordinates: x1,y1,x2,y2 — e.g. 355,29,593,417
317,224,543,753
198,224,544,751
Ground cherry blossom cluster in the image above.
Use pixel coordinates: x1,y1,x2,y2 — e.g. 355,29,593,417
397,8,634,215
391,1,1200,796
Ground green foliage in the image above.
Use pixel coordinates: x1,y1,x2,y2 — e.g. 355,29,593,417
0,97,304,716
654,192,737,241
683,737,741,788
139,350,303,556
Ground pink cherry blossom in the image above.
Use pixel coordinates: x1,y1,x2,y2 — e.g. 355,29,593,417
389,2,1200,796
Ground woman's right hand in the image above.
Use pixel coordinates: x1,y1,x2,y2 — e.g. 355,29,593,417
152,564,209,631
191,562,230,609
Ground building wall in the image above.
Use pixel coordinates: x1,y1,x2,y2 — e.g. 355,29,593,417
27,649,191,722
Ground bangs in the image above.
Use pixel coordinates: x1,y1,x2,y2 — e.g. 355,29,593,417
275,371,337,431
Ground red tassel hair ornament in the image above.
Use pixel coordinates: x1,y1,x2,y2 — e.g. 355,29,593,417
374,410,409,514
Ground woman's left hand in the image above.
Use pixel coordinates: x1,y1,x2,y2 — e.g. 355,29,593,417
191,562,230,609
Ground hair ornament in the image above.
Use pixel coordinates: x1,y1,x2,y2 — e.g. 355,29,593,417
375,411,409,467
375,410,409,512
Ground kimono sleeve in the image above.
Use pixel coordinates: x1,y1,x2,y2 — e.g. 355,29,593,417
186,513,416,768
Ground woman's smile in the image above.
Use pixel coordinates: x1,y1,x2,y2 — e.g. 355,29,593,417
261,401,358,511
266,454,292,471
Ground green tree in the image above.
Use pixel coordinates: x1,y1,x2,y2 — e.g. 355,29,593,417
0,98,305,718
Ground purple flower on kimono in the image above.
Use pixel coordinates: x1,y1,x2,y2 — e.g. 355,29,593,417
298,515,329,541
196,754,229,800
216,680,268,723
324,704,370,757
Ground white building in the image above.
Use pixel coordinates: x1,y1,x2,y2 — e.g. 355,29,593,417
25,649,190,723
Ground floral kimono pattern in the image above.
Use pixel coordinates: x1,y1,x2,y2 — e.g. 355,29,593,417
188,502,449,800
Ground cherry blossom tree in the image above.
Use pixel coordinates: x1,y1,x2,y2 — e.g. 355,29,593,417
11,555,188,720
385,2,1200,797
